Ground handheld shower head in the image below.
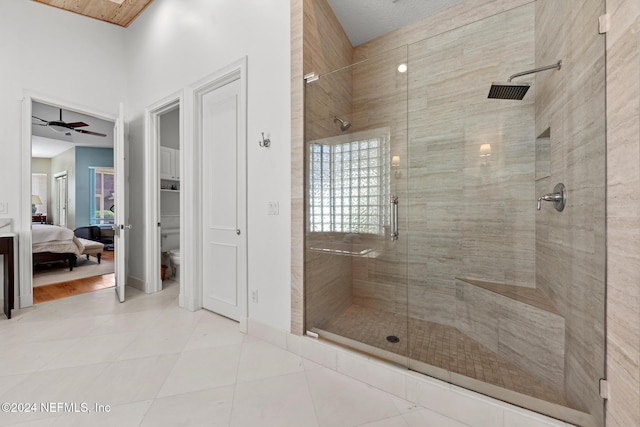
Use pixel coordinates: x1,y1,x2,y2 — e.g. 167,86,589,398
488,60,562,100
333,116,352,132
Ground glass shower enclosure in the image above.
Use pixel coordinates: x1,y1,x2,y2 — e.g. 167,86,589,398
304,2,606,426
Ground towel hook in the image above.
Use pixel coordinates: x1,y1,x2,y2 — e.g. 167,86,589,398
258,132,271,148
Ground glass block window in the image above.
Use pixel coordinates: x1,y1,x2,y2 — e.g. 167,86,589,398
309,130,390,234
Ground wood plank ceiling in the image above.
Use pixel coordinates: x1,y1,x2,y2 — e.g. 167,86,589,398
33,0,154,27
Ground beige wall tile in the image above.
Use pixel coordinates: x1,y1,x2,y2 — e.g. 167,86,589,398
291,0,304,335
534,1,607,422
606,1,640,426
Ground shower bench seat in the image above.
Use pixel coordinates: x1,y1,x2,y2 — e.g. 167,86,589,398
455,278,565,393
455,278,560,315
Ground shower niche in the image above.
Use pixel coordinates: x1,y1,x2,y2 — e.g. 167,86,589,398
536,127,551,181
303,1,606,426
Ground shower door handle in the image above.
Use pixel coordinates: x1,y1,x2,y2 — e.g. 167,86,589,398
390,195,399,241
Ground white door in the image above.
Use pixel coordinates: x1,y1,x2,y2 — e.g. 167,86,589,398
55,174,67,227
201,78,246,321
114,103,127,302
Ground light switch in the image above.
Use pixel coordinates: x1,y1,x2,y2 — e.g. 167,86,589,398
0,202,7,214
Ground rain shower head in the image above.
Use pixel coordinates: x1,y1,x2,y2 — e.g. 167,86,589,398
488,81,531,100
488,60,562,100
333,116,352,131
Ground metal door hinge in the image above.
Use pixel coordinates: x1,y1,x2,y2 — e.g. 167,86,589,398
599,378,609,399
304,72,319,83
598,14,610,34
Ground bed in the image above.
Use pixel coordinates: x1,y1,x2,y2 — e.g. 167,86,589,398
32,224,82,271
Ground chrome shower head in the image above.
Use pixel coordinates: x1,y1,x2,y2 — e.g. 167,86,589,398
333,116,352,131
488,60,562,100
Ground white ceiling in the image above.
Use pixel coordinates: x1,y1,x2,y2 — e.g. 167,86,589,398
31,101,114,158
327,0,467,46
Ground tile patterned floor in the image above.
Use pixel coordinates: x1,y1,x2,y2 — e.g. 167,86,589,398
0,282,473,427
319,305,569,408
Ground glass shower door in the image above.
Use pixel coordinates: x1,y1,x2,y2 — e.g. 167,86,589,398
404,3,606,426
304,46,409,364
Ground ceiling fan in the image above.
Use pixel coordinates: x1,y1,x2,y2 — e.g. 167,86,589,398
32,108,107,137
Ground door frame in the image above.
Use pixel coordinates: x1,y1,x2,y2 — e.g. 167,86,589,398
144,92,183,298
184,57,248,331
20,92,117,308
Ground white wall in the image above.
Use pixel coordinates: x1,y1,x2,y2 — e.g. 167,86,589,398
0,0,127,218
124,0,292,330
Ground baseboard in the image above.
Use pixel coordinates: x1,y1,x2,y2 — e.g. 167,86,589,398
19,293,32,308
127,275,145,291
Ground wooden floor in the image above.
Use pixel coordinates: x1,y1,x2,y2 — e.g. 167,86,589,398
33,250,115,304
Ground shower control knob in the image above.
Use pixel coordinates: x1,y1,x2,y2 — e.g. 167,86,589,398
537,183,567,212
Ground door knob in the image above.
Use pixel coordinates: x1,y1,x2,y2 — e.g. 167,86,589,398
236,229,241,235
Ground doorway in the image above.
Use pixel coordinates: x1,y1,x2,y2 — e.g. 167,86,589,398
22,97,123,306
158,106,181,294
144,94,182,298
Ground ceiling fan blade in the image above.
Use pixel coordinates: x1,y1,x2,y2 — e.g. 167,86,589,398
66,121,89,128
32,116,49,123
32,123,48,127
75,129,107,137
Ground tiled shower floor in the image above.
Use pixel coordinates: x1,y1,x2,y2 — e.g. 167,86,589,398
319,304,570,408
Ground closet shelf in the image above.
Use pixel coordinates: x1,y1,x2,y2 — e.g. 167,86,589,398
161,189,180,192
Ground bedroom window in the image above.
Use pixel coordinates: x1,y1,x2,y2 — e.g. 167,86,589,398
308,130,391,235
31,173,48,215
89,168,115,225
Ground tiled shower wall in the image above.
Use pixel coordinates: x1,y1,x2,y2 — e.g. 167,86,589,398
606,0,640,426
534,0,606,423
302,0,352,141
302,0,354,330
415,5,535,326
